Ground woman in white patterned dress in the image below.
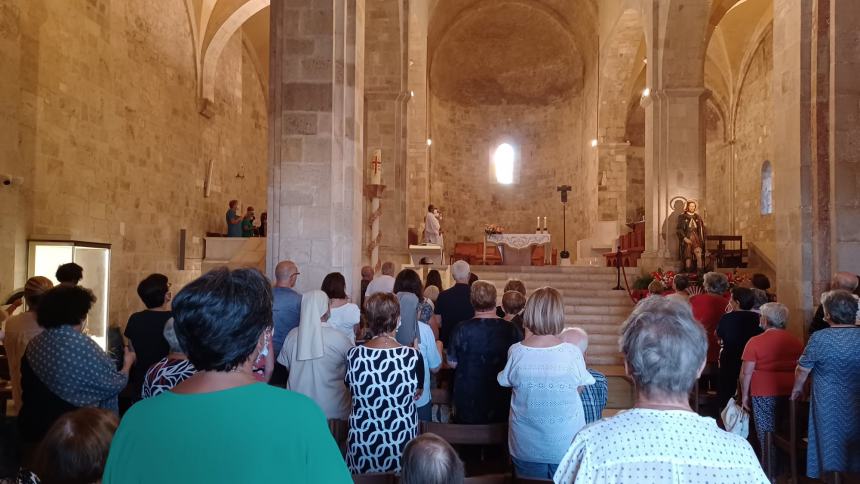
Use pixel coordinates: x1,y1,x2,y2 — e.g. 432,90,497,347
498,287,594,479
141,319,195,398
345,293,424,474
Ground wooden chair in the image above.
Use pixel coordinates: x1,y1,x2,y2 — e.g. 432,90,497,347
512,477,553,484
0,381,11,418
419,421,508,446
352,472,397,484
769,398,809,484
464,474,510,484
0,355,9,381
690,364,719,416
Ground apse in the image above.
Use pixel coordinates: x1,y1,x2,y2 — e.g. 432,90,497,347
427,0,596,249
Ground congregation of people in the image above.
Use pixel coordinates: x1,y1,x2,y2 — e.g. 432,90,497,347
0,257,858,483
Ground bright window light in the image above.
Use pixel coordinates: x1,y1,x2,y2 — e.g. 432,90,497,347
493,143,515,185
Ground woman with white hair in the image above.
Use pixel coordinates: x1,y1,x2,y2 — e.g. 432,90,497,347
278,290,353,420
141,318,196,398
690,271,730,365
554,297,767,484
739,302,803,457
791,290,860,479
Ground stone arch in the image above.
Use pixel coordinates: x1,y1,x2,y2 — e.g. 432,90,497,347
199,0,269,112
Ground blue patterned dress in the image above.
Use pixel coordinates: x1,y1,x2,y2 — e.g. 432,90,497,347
345,345,421,474
797,327,860,478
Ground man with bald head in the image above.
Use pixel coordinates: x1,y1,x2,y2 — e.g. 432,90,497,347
271,261,302,386
561,327,608,424
809,271,859,336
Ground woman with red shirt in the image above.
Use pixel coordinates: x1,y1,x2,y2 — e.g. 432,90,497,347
690,272,730,364
740,302,803,456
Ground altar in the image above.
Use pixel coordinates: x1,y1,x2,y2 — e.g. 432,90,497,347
484,233,551,265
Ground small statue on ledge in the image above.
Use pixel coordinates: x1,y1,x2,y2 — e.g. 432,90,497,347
676,200,706,272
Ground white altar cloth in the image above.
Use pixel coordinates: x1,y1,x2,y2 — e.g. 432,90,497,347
484,233,551,265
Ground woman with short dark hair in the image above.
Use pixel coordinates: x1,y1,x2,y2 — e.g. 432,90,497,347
103,268,350,483
321,272,360,343
345,293,423,474
715,287,763,409
18,286,134,450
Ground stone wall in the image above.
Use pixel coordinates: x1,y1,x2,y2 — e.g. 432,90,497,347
0,1,267,325
428,95,590,253
705,98,732,235
731,29,775,257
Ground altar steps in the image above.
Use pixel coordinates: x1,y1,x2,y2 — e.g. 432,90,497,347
473,265,637,368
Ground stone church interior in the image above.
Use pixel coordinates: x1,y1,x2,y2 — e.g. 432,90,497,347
0,0,858,482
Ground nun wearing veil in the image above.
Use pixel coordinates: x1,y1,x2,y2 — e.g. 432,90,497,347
277,290,353,419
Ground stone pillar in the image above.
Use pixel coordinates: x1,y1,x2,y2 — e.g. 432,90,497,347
267,0,365,296
596,141,631,228
640,88,707,268
828,0,860,275
772,0,814,336
364,0,409,264
406,0,431,246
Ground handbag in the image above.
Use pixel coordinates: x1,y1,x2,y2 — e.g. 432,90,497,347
721,397,750,438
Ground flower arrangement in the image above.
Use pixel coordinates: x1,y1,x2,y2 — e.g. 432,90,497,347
484,224,505,235
727,269,749,287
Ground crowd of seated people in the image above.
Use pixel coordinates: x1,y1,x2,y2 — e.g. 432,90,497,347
3,259,859,483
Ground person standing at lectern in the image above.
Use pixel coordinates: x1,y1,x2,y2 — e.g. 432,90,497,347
424,205,443,246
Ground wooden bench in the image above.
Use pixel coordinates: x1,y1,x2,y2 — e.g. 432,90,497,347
705,235,748,268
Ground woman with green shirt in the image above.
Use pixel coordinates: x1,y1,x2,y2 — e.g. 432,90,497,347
103,268,351,484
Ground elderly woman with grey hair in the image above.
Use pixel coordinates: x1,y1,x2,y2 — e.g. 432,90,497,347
791,290,860,479
141,318,196,398
554,297,767,484
739,302,803,457
690,271,730,364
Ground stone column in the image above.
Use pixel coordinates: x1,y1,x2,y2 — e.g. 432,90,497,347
640,88,707,268
596,141,631,229
267,0,364,296
772,0,814,335
828,0,860,275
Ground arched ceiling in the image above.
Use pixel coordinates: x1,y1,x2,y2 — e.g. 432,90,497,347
430,2,585,106
428,0,597,106
184,0,270,111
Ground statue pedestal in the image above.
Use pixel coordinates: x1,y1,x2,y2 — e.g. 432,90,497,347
637,252,681,273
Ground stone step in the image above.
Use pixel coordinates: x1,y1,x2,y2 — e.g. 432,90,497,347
564,305,631,316
585,354,624,366
480,273,620,283
473,264,639,275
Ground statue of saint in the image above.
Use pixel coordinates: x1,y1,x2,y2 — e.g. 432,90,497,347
676,200,705,272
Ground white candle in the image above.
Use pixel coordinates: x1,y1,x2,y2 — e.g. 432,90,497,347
543,217,547,231
536,216,540,229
